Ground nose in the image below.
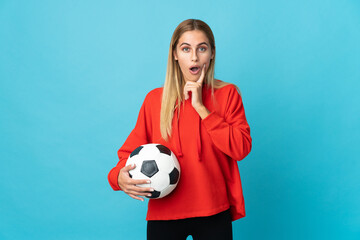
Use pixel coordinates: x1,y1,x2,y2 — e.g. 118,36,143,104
191,49,198,62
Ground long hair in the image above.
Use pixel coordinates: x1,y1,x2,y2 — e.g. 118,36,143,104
160,19,241,141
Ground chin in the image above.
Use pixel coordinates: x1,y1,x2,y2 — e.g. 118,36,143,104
185,79,197,83
184,76,197,82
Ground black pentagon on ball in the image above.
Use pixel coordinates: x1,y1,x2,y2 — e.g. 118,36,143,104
129,172,132,178
156,144,171,156
141,160,159,178
146,190,161,198
169,167,180,184
130,146,144,158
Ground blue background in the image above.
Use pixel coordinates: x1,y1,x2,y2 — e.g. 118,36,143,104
1,0,359,239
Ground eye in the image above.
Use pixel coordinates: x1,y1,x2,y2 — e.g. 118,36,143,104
182,47,190,52
199,47,207,52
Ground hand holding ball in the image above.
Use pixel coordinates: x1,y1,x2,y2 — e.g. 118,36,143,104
125,144,181,199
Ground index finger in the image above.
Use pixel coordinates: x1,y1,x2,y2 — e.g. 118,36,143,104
197,64,206,84
122,163,135,173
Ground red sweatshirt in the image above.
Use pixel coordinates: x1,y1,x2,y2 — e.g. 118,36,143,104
108,80,252,222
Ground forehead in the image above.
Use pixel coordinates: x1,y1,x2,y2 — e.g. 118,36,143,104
178,30,209,45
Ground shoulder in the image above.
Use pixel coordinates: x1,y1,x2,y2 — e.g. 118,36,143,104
146,87,163,96
213,79,240,97
143,87,163,104
212,80,245,114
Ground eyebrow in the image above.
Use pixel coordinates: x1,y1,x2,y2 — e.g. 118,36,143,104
179,42,209,47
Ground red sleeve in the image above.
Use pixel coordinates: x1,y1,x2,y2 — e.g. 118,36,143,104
202,85,252,161
107,93,152,191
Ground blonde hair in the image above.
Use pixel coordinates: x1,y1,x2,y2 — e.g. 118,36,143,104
160,19,241,141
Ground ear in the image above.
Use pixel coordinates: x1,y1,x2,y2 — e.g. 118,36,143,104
211,47,215,59
173,50,178,61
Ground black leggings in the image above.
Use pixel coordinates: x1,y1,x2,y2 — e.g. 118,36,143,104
147,208,233,240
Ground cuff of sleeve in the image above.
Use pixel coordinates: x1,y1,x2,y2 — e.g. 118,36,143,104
108,161,126,191
201,111,224,131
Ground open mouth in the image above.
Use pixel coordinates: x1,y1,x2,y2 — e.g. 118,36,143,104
189,66,200,74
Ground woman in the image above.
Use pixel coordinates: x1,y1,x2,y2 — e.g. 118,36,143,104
108,19,252,240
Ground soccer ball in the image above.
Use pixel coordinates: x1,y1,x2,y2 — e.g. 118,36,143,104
125,143,181,199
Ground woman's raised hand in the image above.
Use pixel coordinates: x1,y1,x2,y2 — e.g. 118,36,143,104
118,163,154,201
183,64,206,110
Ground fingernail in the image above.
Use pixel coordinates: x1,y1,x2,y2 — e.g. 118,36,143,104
147,180,151,183
141,198,144,202
147,194,152,197
150,188,154,192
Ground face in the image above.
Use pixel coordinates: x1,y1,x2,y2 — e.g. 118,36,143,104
173,30,214,82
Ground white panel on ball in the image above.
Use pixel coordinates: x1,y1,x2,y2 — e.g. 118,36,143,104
151,171,170,191
156,154,175,173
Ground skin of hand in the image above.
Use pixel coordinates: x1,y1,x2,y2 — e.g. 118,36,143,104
183,64,211,119
118,163,154,201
